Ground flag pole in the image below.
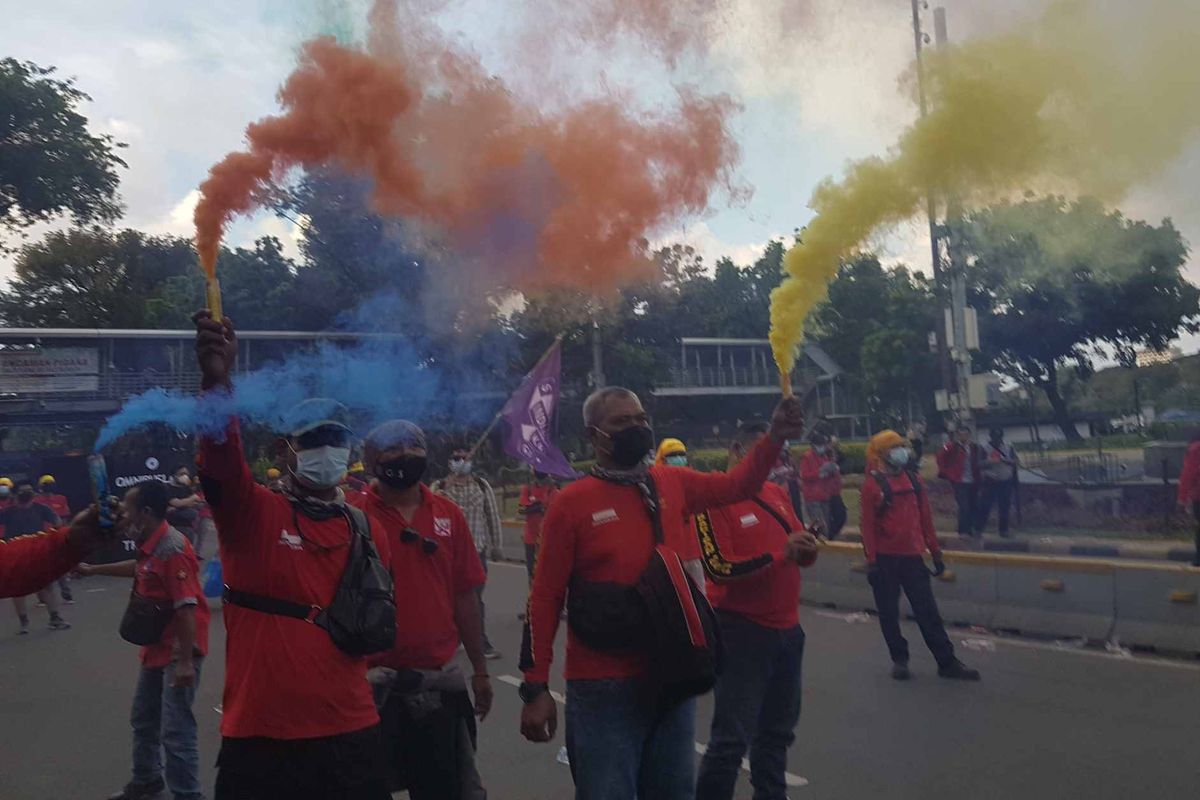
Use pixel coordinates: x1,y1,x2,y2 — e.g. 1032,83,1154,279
466,333,565,460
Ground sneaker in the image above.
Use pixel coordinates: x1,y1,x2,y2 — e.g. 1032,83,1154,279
484,646,503,660
891,662,911,681
18,623,29,636
48,617,71,631
938,659,981,681
34,601,46,608
107,777,166,800
62,594,75,604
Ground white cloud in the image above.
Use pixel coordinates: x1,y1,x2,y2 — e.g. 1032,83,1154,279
658,221,777,270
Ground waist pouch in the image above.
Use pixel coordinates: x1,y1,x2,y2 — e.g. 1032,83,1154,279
119,590,174,646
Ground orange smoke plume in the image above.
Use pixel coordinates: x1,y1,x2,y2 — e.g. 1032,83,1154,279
193,2,738,293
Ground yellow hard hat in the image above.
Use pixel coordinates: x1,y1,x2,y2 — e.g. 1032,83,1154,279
349,461,365,475
266,467,281,480
0,477,13,488
655,438,688,465
39,474,56,485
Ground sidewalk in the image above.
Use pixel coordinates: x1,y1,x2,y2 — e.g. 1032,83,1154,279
833,526,1198,563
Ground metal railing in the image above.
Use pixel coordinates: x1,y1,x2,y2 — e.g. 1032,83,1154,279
0,372,203,402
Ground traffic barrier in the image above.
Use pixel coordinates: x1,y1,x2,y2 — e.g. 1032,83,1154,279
802,542,875,612
1112,563,1200,653
990,556,1116,640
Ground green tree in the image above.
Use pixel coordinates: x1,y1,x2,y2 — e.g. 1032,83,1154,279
0,227,192,327
0,59,126,251
956,197,1200,441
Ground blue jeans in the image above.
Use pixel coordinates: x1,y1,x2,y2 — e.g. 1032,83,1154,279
696,613,805,800
565,678,696,800
131,658,204,800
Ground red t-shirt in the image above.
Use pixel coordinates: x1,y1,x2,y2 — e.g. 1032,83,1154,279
1179,441,1200,504
520,484,558,546
799,449,841,502
859,470,942,563
33,493,71,522
522,435,782,683
134,521,211,669
700,483,806,629
199,419,391,740
349,485,485,670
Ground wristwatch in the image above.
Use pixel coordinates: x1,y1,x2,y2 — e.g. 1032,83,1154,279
519,681,549,704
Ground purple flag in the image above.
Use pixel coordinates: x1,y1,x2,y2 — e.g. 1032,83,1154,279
500,340,578,479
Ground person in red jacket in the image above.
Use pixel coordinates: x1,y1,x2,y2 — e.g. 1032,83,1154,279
936,423,984,537
351,420,491,799
694,421,819,800
799,428,841,536
0,506,105,599
863,430,979,682
35,474,77,603
518,470,558,584
193,311,393,800
655,437,705,592
518,386,805,800
1175,431,1200,566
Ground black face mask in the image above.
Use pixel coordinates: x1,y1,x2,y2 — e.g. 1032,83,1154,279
17,491,34,504
376,456,427,490
601,425,655,469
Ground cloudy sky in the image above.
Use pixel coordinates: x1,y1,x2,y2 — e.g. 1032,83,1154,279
3,0,1199,347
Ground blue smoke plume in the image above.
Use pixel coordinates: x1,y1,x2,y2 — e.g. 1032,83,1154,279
94,334,500,452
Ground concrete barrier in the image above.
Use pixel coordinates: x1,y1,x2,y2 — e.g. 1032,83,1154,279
802,542,875,612
990,556,1116,640
1112,563,1200,653
904,556,999,629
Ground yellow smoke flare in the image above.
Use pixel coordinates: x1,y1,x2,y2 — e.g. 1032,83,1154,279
769,0,1200,374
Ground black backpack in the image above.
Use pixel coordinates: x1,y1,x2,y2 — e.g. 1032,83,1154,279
871,468,922,514
567,473,722,712
224,504,396,657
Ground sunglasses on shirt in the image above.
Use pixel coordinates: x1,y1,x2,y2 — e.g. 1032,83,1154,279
401,527,439,555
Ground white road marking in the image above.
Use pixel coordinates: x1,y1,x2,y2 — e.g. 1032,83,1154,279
499,675,810,788
84,588,107,593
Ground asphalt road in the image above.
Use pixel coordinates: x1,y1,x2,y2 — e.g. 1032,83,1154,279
1,558,1198,799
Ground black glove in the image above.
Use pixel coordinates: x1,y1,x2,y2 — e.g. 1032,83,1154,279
931,555,946,577
866,562,880,588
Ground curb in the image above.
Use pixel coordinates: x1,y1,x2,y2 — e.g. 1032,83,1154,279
834,527,1190,563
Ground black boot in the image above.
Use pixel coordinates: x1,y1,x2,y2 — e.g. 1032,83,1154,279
938,659,981,681
107,777,165,800
891,662,911,681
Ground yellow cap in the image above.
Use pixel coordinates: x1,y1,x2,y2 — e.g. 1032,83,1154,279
349,461,365,474
655,438,688,465
866,430,907,471
0,477,13,488
266,468,281,480
39,474,55,485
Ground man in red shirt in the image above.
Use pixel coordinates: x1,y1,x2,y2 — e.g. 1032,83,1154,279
80,482,209,800
519,470,557,584
799,428,841,536
694,421,819,800
35,474,76,603
862,430,979,682
1176,431,1200,566
519,387,805,800
936,423,984,537
351,419,491,799
193,311,393,800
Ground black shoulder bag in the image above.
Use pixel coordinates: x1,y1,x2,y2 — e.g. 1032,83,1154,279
119,588,174,646
224,504,396,657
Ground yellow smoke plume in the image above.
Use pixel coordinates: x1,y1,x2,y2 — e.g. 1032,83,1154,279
769,0,1200,376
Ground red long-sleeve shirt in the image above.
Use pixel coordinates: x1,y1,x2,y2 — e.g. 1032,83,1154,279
198,418,390,740
1178,442,1200,504
859,470,941,563
0,528,83,599
799,448,841,501
521,435,782,683
936,441,982,484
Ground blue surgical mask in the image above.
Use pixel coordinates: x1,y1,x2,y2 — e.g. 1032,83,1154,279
888,447,911,467
0,486,9,499
449,458,473,476
665,454,688,467
293,446,351,490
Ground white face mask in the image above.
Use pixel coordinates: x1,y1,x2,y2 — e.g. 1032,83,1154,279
293,446,351,490
888,447,911,468
449,458,472,476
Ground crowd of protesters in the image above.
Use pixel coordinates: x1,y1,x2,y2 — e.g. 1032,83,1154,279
0,312,992,800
